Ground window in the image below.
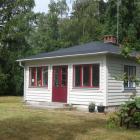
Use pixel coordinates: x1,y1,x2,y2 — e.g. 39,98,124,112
124,65,136,88
42,67,48,86
29,66,48,87
73,64,100,88
30,67,36,86
62,66,67,86
83,65,90,86
37,67,42,86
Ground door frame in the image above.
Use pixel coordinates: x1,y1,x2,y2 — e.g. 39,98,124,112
52,65,68,103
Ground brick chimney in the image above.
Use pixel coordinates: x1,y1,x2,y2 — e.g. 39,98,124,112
104,35,117,44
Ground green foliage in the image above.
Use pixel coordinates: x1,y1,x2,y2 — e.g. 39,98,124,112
133,112,140,124
107,97,140,129
89,102,95,108
0,0,140,95
118,97,140,128
107,113,119,128
135,97,140,109
0,0,35,95
104,0,140,56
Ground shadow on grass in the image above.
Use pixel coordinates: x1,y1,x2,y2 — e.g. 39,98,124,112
0,115,106,140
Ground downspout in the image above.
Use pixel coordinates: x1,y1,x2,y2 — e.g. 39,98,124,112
19,61,24,68
18,61,26,101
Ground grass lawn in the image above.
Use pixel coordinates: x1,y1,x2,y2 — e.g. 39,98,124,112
0,97,140,140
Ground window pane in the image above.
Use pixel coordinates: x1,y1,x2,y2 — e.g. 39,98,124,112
124,65,136,88
42,66,48,86
30,67,36,86
83,65,90,86
61,66,67,87
37,67,42,87
92,64,99,87
124,65,128,88
54,67,59,87
75,65,81,87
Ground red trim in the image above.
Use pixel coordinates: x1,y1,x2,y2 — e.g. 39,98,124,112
52,65,68,102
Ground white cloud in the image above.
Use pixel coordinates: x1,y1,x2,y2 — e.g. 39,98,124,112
33,0,73,13
33,0,50,13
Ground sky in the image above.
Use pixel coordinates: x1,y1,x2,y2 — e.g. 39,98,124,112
33,0,72,13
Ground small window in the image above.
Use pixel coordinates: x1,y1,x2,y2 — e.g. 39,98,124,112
124,65,136,88
29,66,48,87
73,64,100,88
74,65,81,87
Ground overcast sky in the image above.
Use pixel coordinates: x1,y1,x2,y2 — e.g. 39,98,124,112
33,0,72,13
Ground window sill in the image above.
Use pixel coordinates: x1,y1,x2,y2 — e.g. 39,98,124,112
28,86,48,89
123,88,136,93
72,87,99,90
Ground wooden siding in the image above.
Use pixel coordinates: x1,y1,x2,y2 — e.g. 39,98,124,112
24,55,107,106
24,66,52,102
107,56,140,106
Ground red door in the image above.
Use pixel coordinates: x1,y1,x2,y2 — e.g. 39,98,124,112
52,66,68,103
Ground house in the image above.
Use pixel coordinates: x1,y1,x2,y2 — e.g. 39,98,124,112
17,35,140,110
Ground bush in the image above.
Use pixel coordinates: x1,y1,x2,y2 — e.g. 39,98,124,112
107,113,119,128
118,97,140,128
107,97,140,129
88,102,95,112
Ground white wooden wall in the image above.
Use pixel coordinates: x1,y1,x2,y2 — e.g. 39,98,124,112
24,54,108,106
107,55,140,106
24,66,52,102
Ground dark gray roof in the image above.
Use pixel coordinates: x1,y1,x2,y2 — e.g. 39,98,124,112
17,41,137,61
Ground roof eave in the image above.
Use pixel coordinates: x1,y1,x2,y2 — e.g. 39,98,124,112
16,51,137,62
16,51,109,62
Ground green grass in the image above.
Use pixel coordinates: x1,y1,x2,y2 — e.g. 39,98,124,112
0,97,140,140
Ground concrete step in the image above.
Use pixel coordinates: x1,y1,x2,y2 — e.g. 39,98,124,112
26,101,68,109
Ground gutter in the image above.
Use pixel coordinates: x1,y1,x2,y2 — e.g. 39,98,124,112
16,51,109,62
16,51,137,62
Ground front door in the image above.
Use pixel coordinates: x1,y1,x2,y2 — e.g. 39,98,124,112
52,66,68,102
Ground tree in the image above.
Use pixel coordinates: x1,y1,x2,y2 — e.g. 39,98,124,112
28,0,70,53
69,0,106,43
104,0,140,53
0,0,35,95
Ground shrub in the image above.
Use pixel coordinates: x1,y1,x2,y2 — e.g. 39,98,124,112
107,113,119,128
88,102,95,112
118,97,140,128
107,97,140,129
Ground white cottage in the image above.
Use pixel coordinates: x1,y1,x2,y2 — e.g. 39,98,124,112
17,36,140,110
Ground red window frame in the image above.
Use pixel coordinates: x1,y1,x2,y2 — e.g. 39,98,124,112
29,66,48,88
73,64,100,88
